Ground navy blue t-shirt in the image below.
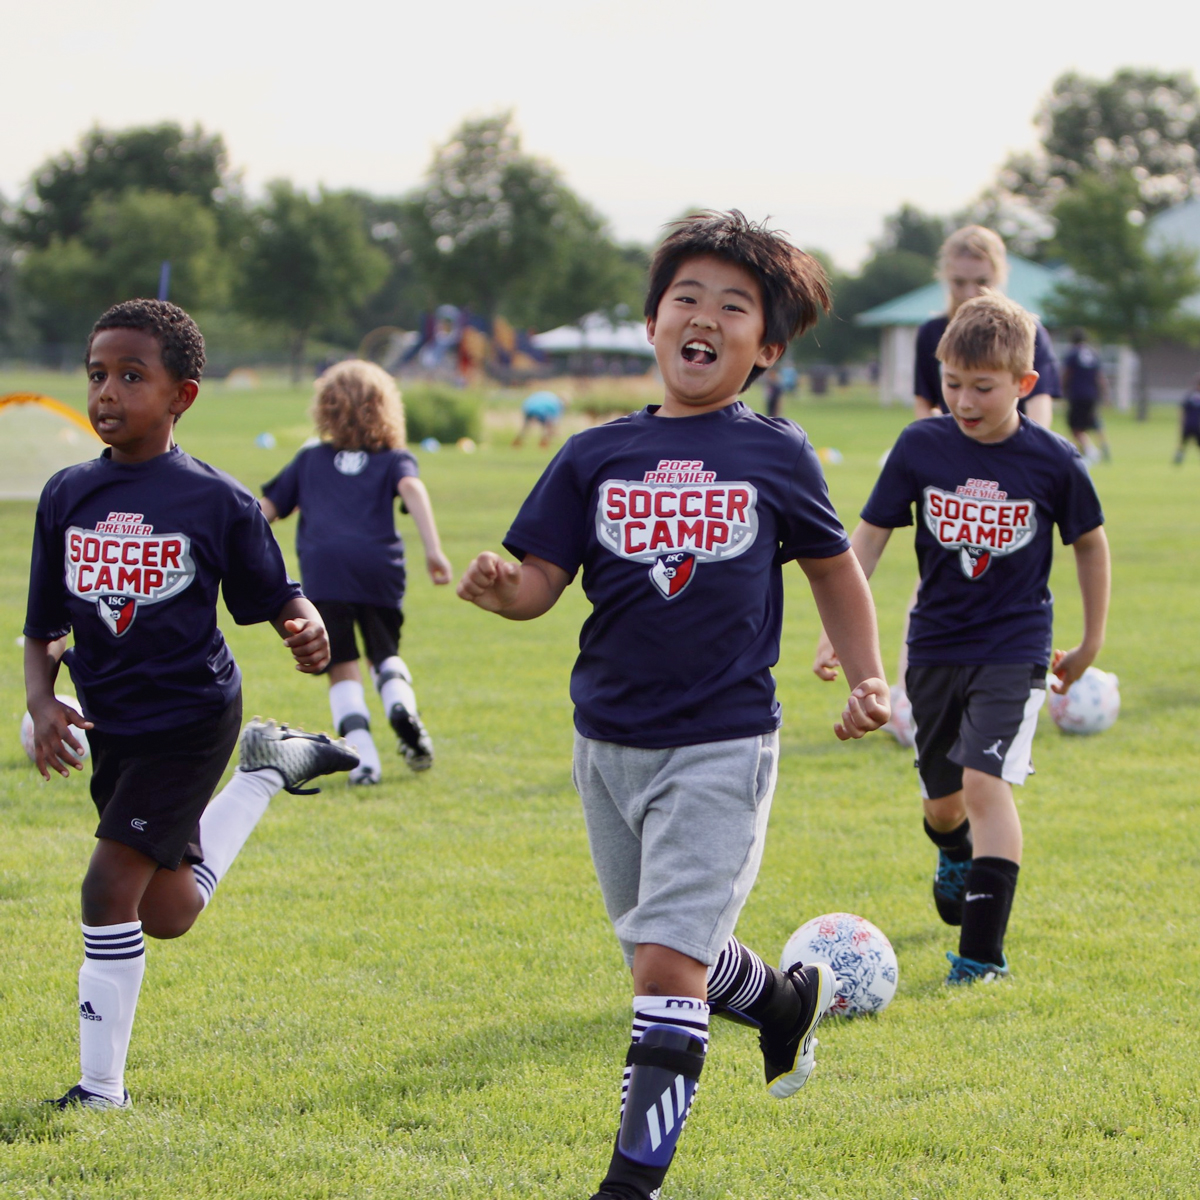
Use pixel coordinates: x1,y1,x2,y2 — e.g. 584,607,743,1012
503,402,851,748
25,446,302,735
862,417,1103,667
1182,389,1200,431
915,315,1062,412
262,443,419,606
1063,345,1103,401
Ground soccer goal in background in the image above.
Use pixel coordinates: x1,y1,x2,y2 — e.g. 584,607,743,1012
0,394,102,500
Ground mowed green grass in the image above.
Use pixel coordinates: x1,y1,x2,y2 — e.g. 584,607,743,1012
1,371,1197,1199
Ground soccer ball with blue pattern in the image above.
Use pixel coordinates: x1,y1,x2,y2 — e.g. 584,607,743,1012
781,913,898,1017
1048,667,1120,735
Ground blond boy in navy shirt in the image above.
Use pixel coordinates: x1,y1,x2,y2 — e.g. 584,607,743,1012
459,212,888,1200
816,293,1109,985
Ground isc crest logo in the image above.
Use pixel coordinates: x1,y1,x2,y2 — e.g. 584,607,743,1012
596,461,758,599
64,513,196,636
922,480,1036,579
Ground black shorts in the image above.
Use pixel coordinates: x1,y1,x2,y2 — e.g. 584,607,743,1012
1068,399,1102,433
313,600,404,669
88,694,243,870
906,663,1046,800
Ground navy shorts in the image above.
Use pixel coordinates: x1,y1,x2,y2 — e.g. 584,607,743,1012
313,600,404,669
906,664,1046,800
89,694,243,870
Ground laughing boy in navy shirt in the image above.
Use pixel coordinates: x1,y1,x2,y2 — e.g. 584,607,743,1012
458,212,889,1200
815,292,1109,986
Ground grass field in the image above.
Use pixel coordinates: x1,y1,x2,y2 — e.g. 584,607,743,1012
1,371,1197,1199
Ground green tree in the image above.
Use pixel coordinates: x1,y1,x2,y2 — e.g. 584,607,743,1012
237,182,389,379
13,123,232,248
401,113,640,329
996,69,1200,216
18,190,228,344
1044,172,1200,417
800,205,943,365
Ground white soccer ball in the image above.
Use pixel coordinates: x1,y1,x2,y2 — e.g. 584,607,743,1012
20,695,89,764
883,683,916,749
1048,667,1120,735
781,912,899,1017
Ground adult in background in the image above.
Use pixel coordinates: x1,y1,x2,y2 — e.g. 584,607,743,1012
1062,329,1111,462
913,225,1059,428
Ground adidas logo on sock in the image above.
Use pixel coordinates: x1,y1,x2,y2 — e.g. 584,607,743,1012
79,1001,102,1022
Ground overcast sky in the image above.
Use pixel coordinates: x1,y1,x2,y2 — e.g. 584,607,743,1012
6,0,1199,268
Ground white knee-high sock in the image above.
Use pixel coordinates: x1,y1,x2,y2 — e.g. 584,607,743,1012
79,921,146,1102
192,768,279,908
328,679,382,780
621,995,710,1118
373,656,418,716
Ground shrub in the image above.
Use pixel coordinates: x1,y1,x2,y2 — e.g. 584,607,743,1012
399,383,482,444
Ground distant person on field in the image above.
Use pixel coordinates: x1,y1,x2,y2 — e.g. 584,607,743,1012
459,211,888,1200
513,389,565,446
1062,329,1110,462
1173,373,1200,463
261,361,452,782
24,299,357,1111
815,293,1110,985
764,365,785,417
885,225,1064,746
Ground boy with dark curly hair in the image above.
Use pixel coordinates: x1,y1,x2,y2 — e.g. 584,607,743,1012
459,212,889,1200
24,299,358,1110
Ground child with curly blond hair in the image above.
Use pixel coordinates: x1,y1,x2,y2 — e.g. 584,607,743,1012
261,360,452,782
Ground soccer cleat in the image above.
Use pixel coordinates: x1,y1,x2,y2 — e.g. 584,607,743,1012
348,763,382,786
761,961,837,1098
46,1084,130,1111
945,951,1009,986
238,718,359,795
389,703,434,772
933,851,971,925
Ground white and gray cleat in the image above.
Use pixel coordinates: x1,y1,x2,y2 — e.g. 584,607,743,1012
238,718,359,794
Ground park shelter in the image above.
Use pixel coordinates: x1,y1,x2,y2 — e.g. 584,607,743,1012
0,393,102,500
531,312,655,375
856,257,1072,405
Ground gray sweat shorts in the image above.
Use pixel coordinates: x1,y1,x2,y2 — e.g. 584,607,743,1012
572,730,779,968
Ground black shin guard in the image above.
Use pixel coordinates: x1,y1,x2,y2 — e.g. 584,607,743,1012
924,817,973,860
596,1026,705,1200
959,856,1019,965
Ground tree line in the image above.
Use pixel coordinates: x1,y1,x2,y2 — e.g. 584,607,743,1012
1,68,1198,377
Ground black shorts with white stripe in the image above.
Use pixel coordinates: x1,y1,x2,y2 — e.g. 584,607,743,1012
906,663,1046,800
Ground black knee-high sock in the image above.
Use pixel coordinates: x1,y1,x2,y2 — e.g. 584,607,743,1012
959,856,1019,965
924,817,973,861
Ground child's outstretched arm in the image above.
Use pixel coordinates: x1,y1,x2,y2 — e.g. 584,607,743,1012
23,635,92,780
272,597,331,673
398,476,452,585
799,546,890,741
1051,525,1110,692
812,521,892,681
457,552,569,620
